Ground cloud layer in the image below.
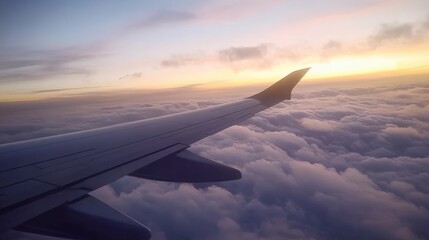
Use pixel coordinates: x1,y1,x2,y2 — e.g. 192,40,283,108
2,76,428,239
97,79,429,240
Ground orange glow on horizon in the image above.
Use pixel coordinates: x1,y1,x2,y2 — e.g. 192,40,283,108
1,41,429,103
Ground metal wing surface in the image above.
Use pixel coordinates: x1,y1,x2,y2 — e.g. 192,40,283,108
0,68,309,239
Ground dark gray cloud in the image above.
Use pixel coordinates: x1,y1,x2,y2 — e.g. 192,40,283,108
126,10,196,31
322,40,341,51
320,40,342,59
157,16,429,70
368,23,414,47
321,16,429,60
2,75,429,240
423,15,429,29
365,15,429,49
161,53,206,68
219,44,268,62
156,16,429,71
160,44,271,69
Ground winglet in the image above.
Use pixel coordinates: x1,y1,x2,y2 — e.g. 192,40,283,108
248,68,310,106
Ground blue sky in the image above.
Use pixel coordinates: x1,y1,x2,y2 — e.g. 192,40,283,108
1,0,429,101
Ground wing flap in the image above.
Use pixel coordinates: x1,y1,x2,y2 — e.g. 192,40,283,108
16,195,151,240
129,149,241,182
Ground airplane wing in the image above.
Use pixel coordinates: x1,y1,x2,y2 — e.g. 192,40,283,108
0,68,309,239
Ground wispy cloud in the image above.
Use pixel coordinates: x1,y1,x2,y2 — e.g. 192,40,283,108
0,59,40,71
31,86,101,94
125,10,196,32
197,0,281,22
0,45,102,83
0,9,198,84
118,72,143,81
219,44,268,62
161,52,207,68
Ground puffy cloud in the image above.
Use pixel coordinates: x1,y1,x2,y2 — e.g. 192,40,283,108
322,40,341,51
95,78,428,240
423,15,429,30
368,23,414,47
382,125,421,138
2,76,429,240
320,40,342,59
366,16,429,49
300,118,337,132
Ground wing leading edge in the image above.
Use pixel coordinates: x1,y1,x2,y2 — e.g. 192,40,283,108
0,68,309,239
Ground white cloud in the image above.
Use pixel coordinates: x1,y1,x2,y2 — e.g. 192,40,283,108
3,78,429,240
300,118,338,132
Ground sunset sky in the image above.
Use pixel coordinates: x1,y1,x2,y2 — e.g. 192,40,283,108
1,2,429,240
1,0,429,101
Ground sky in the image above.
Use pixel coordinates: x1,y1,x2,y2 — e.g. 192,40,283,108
1,1,429,240
1,0,429,101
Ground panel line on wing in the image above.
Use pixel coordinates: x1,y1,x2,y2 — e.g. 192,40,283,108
0,144,183,216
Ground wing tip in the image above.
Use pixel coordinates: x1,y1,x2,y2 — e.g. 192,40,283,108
248,67,310,105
